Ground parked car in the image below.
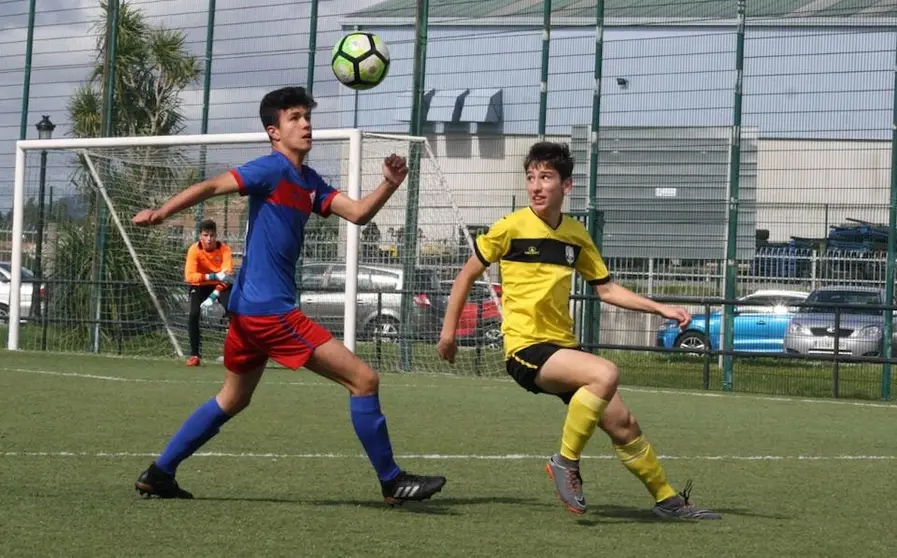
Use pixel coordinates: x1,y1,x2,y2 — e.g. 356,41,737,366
656,289,809,354
783,285,896,357
297,262,444,341
0,261,44,323
437,280,503,347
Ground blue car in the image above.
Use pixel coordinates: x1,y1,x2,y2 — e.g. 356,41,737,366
655,289,809,354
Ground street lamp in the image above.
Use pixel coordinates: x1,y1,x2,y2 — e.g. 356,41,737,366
36,114,55,139
34,115,54,320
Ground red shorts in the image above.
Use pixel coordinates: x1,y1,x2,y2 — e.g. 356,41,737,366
223,308,333,373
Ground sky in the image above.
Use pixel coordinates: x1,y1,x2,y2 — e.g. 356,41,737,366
2,0,894,217
0,0,388,212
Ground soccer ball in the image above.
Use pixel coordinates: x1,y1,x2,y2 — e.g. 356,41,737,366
331,32,390,90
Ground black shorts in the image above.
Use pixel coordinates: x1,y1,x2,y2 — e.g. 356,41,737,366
505,342,584,405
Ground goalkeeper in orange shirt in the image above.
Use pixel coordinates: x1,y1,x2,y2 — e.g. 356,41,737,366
184,219,233,366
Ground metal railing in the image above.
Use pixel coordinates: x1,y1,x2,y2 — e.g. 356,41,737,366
573,293,894,401
6,277,895,401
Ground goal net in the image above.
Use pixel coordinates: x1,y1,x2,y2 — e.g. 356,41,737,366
6,130,506,377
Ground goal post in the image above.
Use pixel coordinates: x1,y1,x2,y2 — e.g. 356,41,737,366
6,129,502,376
8,129,363,353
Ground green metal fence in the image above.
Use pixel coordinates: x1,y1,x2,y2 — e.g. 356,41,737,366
2,0,897,402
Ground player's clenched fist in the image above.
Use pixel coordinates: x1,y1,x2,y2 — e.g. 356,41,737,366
382,154,408,187
659,305,691,329
132,209,165,226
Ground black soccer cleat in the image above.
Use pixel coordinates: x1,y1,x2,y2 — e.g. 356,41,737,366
135,462,194,499
380,471,446,505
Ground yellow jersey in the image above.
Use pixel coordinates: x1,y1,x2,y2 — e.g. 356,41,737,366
474,208,611,357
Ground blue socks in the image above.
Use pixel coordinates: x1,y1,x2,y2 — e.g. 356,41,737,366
156,398,232,475
350,394,401,482
155,394,400,483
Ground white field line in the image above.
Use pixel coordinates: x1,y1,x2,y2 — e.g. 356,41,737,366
0,450,894,461
0,367,426,388
3,366,896,410
616,385,897,410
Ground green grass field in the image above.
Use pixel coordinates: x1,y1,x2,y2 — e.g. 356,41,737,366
2,350,895,557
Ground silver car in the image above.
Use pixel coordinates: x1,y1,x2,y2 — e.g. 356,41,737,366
298,262,443,341
783,286,895,357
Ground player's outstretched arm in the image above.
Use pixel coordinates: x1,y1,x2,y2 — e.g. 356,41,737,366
329,154,408,225
593,281,691,328
437,255,488,364
132,172,240,226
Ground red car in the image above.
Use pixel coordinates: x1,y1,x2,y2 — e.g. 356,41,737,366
430,280,503,347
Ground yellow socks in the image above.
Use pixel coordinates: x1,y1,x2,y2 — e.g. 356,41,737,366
559,388,609,461
559,389,677,503
613,435,677,502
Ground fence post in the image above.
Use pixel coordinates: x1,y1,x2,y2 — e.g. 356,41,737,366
702,302,711,390
376,290,382,371
584,0,606,352
833,306,841,399
18,0,36,141
399,0,429,371
811,249,818,290
91,0,120,354
40,281,50,352
721,0,746,392
475,300,484,376
537,0,551,140
34,148,48,318
117,284,125,355
296,0,318,307
42,190,57,351
882,33,897,401
645,257,654,346
195,0,217,238
307,0,319,93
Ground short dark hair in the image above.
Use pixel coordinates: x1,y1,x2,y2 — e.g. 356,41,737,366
523,142,574,181
259,86,317,129
199,219,217,233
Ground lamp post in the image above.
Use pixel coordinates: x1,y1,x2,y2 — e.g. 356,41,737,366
34,114,54,318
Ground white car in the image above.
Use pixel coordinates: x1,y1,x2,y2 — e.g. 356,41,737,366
0,262,43,322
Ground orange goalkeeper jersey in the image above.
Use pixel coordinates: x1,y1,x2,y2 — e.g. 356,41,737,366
184,241,233,286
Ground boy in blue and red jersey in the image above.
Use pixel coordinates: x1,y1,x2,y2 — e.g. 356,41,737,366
131,86,446,505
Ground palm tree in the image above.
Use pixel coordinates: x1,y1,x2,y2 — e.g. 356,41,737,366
69,0,200,139
53,0,202,355
69,0,201,202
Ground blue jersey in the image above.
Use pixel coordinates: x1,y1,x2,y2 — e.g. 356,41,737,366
226,151,339,316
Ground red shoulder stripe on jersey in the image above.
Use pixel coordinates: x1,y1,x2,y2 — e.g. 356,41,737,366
229,169,247,196
318,190,339,217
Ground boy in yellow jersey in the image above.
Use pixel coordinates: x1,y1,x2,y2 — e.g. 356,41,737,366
437,142,720,520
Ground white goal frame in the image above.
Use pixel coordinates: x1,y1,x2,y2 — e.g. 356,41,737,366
8,129,499,356
7,129,365,353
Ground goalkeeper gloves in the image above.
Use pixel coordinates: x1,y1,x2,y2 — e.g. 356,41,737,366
200,291,219,309
206,271,231,282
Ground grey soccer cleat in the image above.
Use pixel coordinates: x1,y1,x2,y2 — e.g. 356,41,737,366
652,480,721,520
545,453,587,514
